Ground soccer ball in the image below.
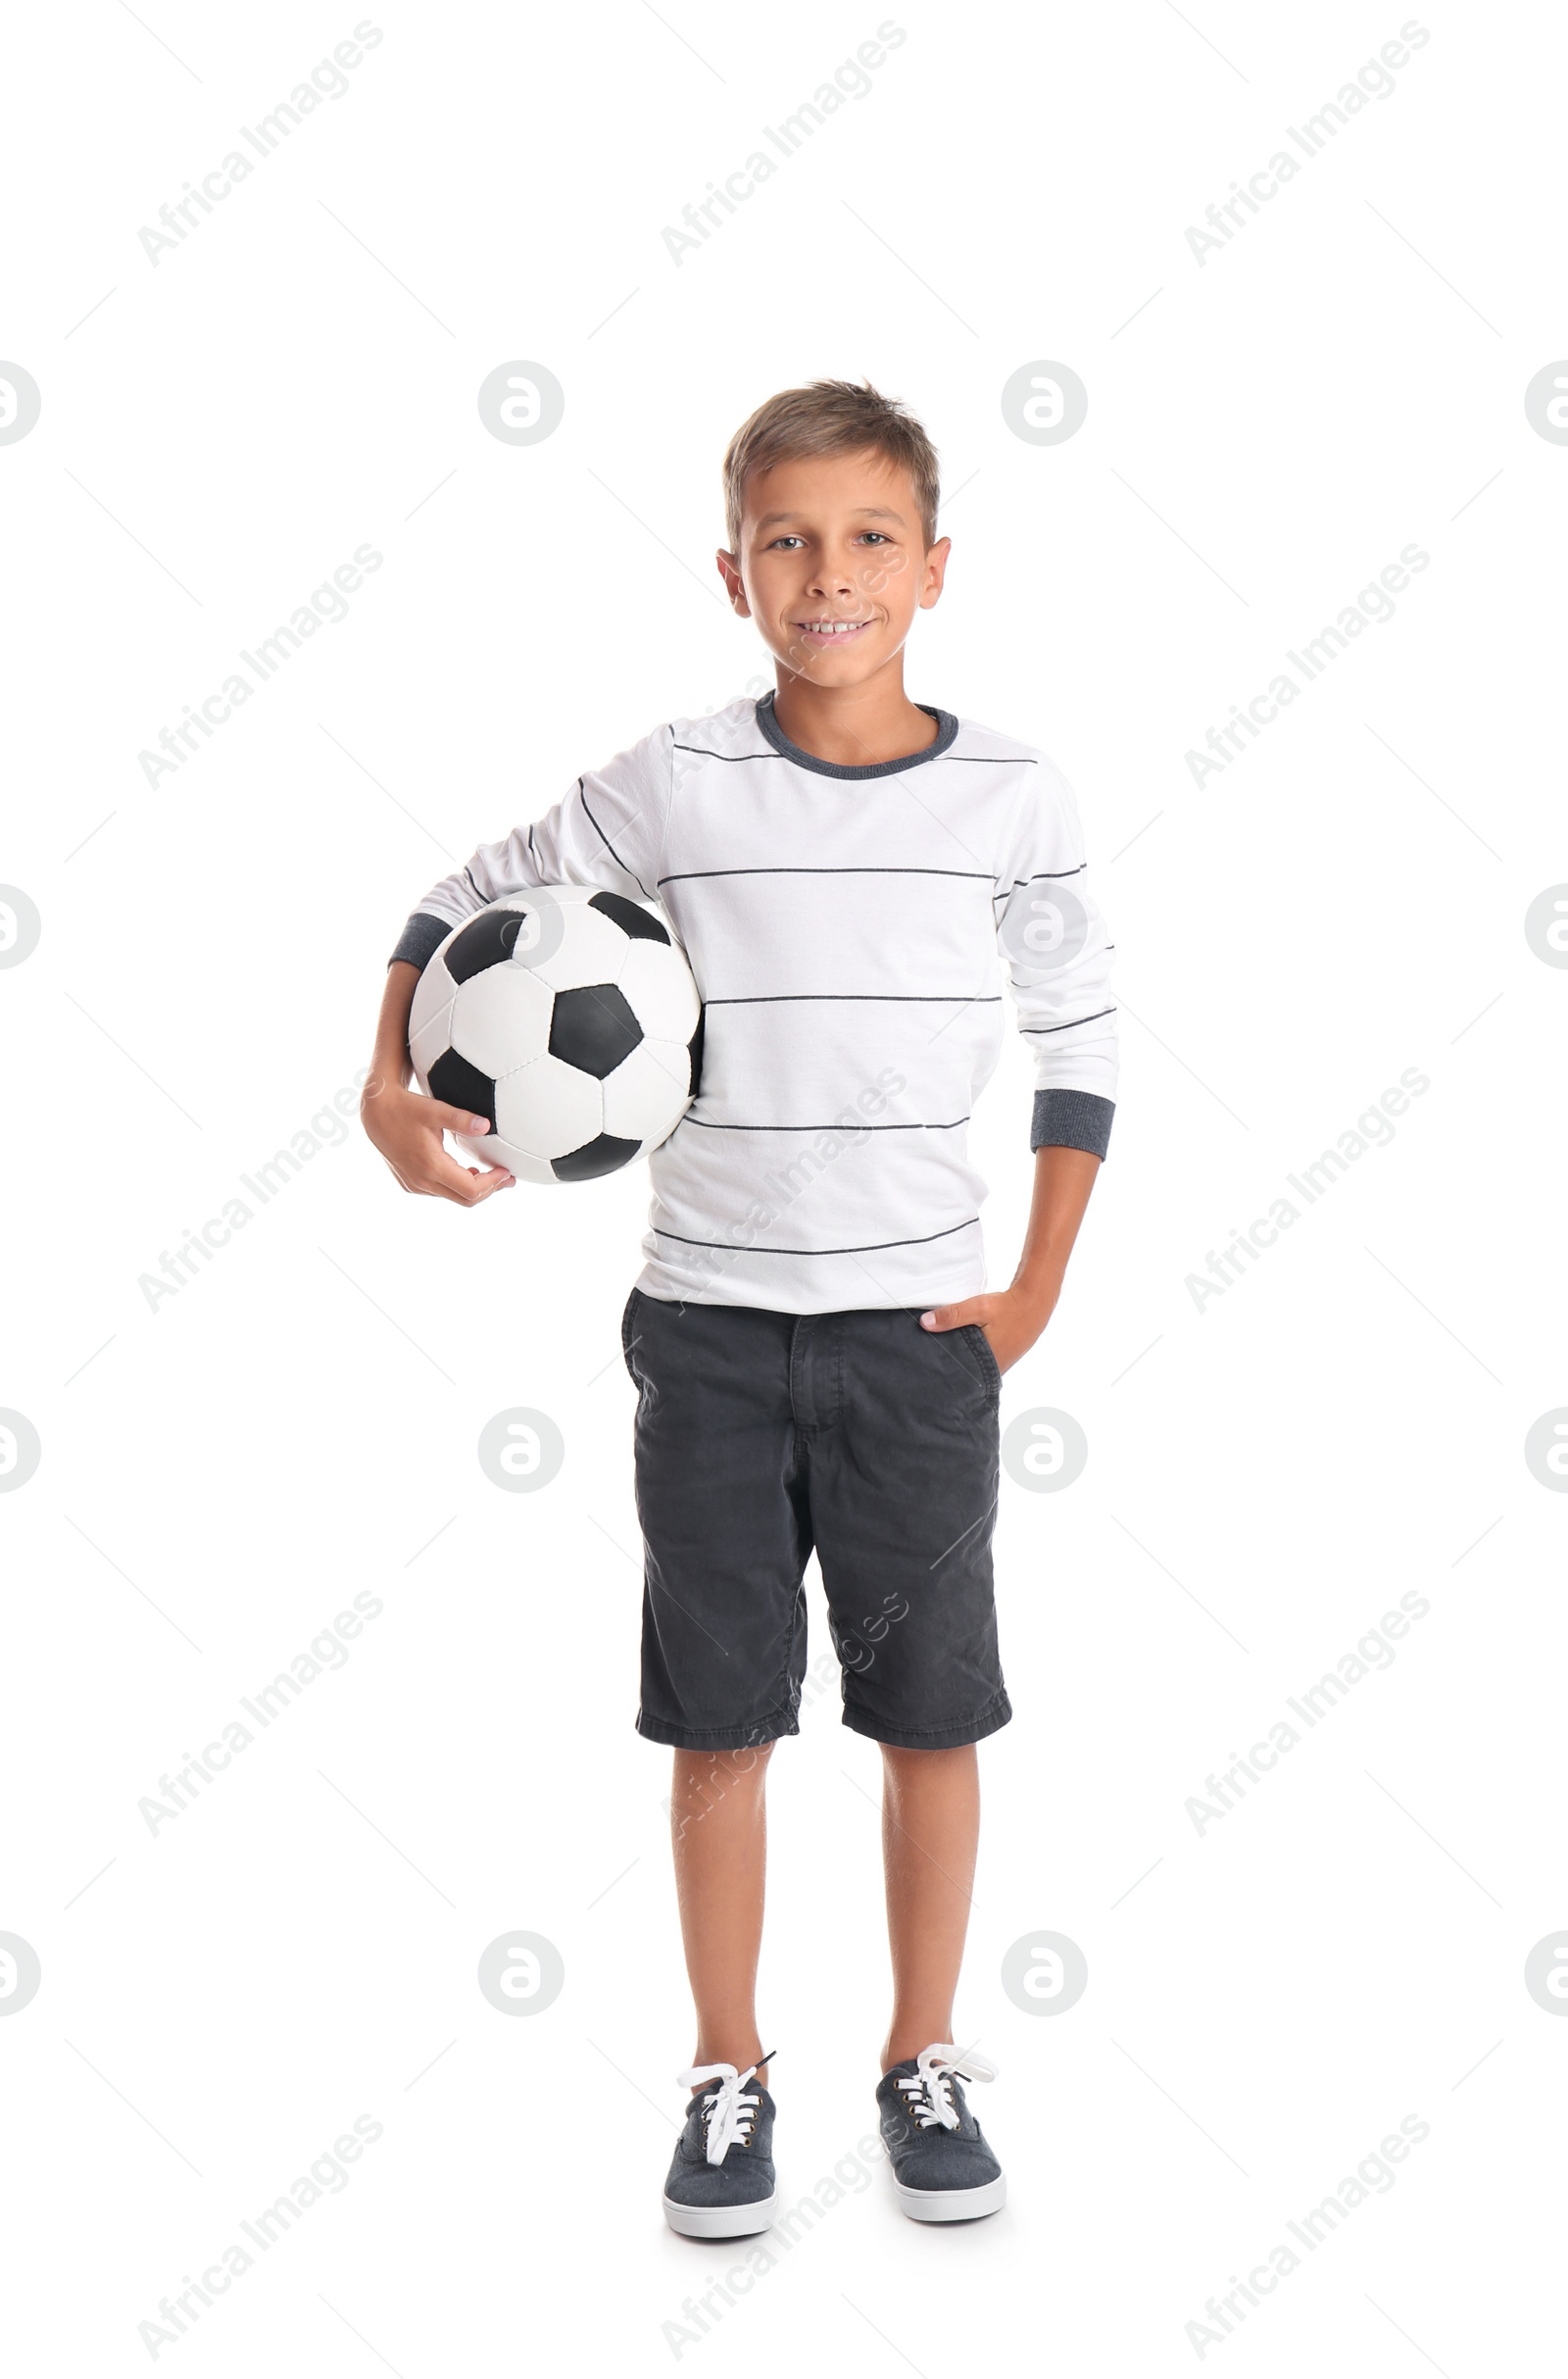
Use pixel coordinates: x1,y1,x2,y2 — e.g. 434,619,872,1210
408,886,703,1183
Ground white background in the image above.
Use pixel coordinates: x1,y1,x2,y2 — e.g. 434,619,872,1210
2,1,1564,2369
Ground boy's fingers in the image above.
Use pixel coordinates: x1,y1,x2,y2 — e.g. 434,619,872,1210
430,1100,496,1137
404,1147,514,1204
452,1156,515,1200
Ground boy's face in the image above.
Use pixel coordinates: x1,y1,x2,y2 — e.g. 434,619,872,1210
717,448,949,690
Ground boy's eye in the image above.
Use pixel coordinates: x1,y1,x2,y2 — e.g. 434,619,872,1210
761,529,895,551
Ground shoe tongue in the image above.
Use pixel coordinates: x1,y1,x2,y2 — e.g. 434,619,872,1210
690,2070,768,2107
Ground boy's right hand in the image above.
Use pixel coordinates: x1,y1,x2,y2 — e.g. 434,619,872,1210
360,1072,516,1205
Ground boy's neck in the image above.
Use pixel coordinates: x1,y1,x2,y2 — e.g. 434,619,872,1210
769,663,939,769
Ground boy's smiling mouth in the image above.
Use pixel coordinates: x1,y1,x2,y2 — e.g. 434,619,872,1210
791,616,874,641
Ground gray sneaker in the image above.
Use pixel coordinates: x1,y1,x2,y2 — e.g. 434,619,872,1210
662,2056,777,2239
875,2044,1005,2222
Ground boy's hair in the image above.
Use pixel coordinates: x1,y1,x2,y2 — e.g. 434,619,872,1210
722,379,940,555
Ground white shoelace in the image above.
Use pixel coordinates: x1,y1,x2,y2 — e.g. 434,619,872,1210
895,2043,999,2132
676,2056,771,2166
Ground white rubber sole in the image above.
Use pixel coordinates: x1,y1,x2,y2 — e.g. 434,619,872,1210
892,2172,1007,2223
663,2191,777,2240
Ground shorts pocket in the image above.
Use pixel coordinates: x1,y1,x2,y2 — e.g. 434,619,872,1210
620,1286,643,1382
961,1321,1002,1399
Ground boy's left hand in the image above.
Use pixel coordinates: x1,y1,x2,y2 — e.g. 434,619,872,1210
919,1282,1060,1375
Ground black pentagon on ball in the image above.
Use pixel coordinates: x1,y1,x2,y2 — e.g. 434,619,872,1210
427,1047,496,1128
549,982,643,1078
553,1131,642,1183
589,889,669,945
688,1005,705,1098
444,906,530,982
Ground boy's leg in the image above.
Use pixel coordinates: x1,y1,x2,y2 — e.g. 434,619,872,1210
878,1743,980,2071
670,1743,775,2090
623,1288,811,2110
800,1306,1004,2065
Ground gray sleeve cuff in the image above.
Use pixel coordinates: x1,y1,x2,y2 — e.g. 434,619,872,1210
1031,1087,1114,1160
388,913,453,971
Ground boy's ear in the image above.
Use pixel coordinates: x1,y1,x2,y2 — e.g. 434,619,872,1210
715,548,752,616
918,534,952,610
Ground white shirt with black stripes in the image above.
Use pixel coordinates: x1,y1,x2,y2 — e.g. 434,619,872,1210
390,693,1119,1313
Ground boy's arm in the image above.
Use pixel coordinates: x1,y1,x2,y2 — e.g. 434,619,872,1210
387,724,674,969
366,724,673,1204
920,1144,1101,1369
362,960,516,1203
922,755,1118,1368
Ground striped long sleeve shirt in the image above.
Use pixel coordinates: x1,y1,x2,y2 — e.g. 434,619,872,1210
390,691,1118,1313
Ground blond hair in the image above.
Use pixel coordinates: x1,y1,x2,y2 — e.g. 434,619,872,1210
722,378,940,554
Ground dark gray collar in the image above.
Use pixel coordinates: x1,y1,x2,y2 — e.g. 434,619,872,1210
755,688,958,779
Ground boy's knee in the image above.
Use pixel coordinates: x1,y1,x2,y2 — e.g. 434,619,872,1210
670,1740,775,1798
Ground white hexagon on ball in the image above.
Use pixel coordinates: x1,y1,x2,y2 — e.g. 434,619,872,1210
531,901,636,994
494,1053,603,1161
616,937,701,1044
449,964,553,1079
602,1038,693,1147
479,1137,558,1186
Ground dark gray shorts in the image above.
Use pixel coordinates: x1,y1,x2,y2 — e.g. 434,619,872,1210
620,1290,1010,1753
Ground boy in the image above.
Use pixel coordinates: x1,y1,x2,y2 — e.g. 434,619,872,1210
364,380,1117,2235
